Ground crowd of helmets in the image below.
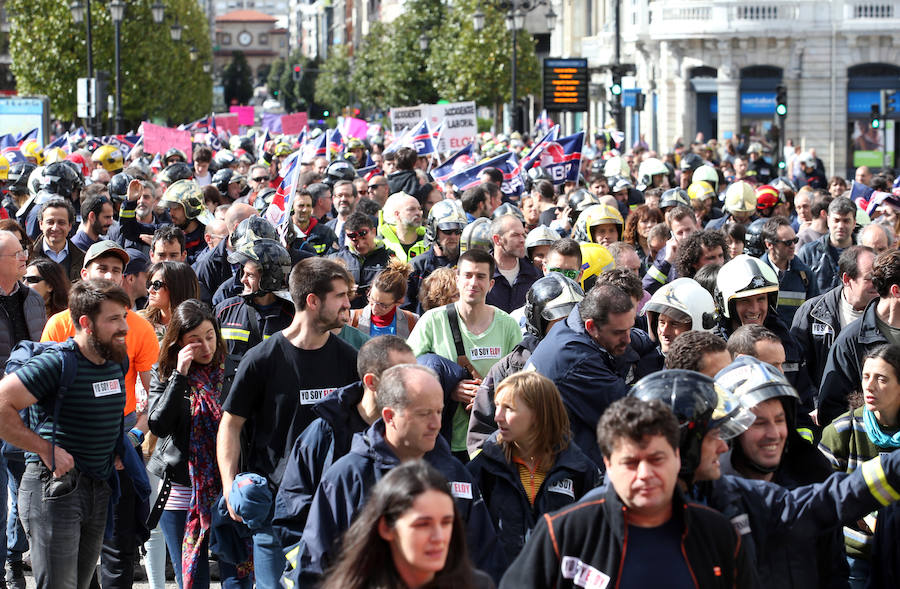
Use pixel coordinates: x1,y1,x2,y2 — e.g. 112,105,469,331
4,125,900,586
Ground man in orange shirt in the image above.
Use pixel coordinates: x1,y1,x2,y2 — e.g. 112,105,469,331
40,240,158,589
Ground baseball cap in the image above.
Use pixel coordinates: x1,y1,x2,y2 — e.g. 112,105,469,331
123,248,149,276
83,240,130,268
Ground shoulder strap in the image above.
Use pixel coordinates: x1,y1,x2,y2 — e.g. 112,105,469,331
48,341,79,473
445,304,482,380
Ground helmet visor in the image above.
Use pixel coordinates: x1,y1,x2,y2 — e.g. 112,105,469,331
711,384,755,440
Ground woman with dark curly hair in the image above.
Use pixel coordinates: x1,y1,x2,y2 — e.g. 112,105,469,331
24,258,70,317
622,205,664,275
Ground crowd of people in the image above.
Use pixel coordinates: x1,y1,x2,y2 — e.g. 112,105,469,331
0,127,899,589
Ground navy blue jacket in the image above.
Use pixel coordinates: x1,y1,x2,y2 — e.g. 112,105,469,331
272,381,369,554
327,243,393,308
193,238,232,304
790,285,843,389
797,233,843,295
527,305,663,466
641,246,680,294
721,426,849,588
761,252,818,328
405,246,453,313
293,420,505,586
818,298,889,427
466,433,601,566
416,353,470,444
486,257,542,314
215,295,295,358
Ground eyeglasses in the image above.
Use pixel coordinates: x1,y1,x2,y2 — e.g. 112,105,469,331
774,237,799,246
251,176,268,183
23,275,44,284
147,280,167,291
346,229,370,240
368,296,396,310
367,185,387,192
439,229,464,236
548,267,579,281
0,249,27,259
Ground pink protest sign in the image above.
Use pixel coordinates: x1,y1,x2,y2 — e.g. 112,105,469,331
142,122,192,161
281,112,309,135
229,106,255,126
215,114,240,135
343,117,369,139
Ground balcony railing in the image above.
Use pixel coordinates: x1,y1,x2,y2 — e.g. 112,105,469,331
640,0,900,38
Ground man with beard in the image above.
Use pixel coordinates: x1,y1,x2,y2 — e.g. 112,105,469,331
112,179,165,256
217,257,359,588
39,241,158,589
72,190,115,252
284,188,339,257
379,191,426,262
325,180,358,249
405,200,466,313
0,279,130,589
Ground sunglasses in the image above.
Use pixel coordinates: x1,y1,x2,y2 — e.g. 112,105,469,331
346,229,370,240
548,267,579,281
251,176,268,182
774,237,799,246
439,229,464,236
23,275,44,285
147,280,167,291
367,185,387,192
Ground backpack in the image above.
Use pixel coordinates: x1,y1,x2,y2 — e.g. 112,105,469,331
4,338,128,472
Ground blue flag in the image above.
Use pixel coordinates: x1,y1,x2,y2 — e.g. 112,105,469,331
410,119,435,156
542,131,585,185
445,151,525,198
515,126,559,176
432,144,474,188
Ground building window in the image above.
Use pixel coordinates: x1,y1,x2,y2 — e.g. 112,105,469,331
259,33,269,45
222,33,232,45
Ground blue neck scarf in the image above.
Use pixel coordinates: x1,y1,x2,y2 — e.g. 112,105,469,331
863,408,900,449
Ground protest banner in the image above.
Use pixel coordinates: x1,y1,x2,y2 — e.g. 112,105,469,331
142,122,192,160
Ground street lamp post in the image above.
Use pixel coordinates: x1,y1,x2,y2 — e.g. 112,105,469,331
473,1,556,133
69,0,95,134
109,0,126,134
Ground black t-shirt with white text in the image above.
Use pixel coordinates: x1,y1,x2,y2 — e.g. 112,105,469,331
222,331,358,487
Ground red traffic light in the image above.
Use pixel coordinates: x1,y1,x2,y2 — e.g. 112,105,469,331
293,65,301,72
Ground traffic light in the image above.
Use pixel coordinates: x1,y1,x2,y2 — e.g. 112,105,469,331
871,103,882,129
610,74,622,97
882,89,898,117
292,64,302,82
634,93,646,112
775,84,787,117
323,109,330,117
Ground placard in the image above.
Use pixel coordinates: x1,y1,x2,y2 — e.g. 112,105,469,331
281,112,309,135
142,122,192,160
229,105,255,126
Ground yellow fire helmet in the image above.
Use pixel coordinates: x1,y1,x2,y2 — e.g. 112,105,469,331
92,144,125,173
579,242,616,292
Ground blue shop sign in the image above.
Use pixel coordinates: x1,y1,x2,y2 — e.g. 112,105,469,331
741,92,776,115
847,90,881,115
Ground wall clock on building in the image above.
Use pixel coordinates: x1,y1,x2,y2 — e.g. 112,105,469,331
238,31,252,46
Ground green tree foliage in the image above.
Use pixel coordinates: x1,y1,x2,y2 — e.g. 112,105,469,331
314,46,352,114
8,0,212,127
428,0,540,109
223,51,254,106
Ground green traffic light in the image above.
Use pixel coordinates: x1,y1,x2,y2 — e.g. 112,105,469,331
778,161,786,169
324,110,330,117
775,104,787,116
611,84,622,96
873,119,882,129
